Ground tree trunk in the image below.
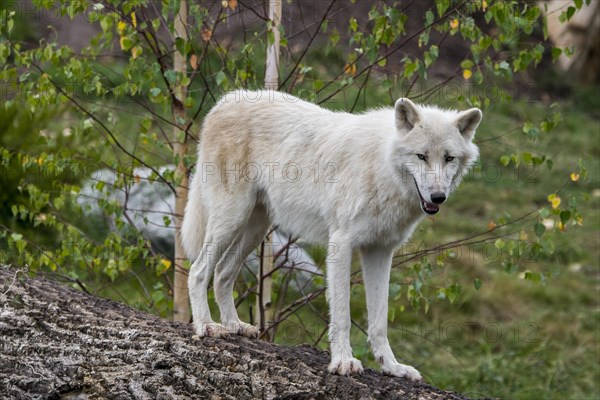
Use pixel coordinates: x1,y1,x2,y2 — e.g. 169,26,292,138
256,0,283,341
172,0,191,323
0,267,474,399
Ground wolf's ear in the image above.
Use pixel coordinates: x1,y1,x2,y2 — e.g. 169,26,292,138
395,98,421,132
455,108,482,141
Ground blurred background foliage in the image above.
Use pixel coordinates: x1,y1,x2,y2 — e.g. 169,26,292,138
0,1,598,398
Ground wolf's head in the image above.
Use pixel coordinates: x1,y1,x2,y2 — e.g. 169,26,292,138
390,98,481,215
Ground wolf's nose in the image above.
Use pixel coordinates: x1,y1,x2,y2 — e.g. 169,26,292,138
430,193,446,204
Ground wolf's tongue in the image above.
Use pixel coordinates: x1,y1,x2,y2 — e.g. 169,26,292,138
422,201,439,215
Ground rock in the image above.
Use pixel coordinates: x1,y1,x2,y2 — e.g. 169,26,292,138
0,266,474,400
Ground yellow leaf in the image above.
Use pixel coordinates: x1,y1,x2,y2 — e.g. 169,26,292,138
131,45,142,59
570,172,580,181
482,0,488,11
557,221,566,232
37,157,43,166
160,259,172,270
344,63,357,76
450,19,459,29
221,0,228,7
576,216,583,226
463,69,472,79
118,20,126,35
547,193,561,209
519,229,528,241
130,12,137,28
190,54,199,70
228,0,238,10
487,220,497,231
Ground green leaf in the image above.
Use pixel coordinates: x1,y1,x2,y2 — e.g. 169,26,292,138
150,87,161,97
164,70,177,85
495,238,505,249
524,271,544,283
381,79,393,90
474,278,482,290
560,210,571,225
551,47,563,61
425,10,434,25
460,59,474,69
534,221,546,238
216,70,227,87
10,233,23,242
120,36,134,51
436,0,449,18
499,155,510,166
175,37,187,55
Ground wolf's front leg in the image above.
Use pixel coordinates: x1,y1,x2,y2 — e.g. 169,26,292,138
360,246,422,381
326,233,363,376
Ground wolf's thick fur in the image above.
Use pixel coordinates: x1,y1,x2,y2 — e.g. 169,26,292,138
182,90,481,381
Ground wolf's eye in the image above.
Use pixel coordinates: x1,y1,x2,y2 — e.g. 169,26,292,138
445,156,455,162
416,154,426,161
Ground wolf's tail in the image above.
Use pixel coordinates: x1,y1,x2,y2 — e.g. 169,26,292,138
180,173,205,261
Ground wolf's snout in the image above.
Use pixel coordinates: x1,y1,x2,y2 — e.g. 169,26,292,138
430,193,446,204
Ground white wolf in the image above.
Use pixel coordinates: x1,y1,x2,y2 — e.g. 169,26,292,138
182,90,481,381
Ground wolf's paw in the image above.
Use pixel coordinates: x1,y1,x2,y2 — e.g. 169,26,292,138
226,321,260,338
194,322,229,338
328,357,364,376
382,362,422,381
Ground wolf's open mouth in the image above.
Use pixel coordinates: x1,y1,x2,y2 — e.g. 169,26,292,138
413,178,439,215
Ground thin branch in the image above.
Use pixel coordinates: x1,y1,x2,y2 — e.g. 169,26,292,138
24,58,177,194
279,0,337,90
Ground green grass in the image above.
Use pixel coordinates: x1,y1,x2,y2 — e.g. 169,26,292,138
359,93,598,399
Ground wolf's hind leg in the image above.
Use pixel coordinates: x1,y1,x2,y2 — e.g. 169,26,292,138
188,238,229,338
214,205,269,338
188,199,255,338
361,246,422,381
